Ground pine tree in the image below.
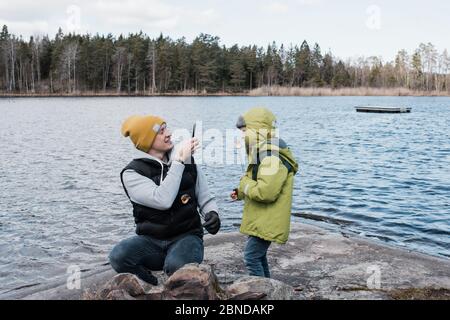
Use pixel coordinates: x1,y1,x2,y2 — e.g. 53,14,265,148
310,43,323,86
321,53,334,86
411,50,423,90
0,25,10,91
295,40,311,86
242,45,257,90
229,45,245,90
332,60,351,88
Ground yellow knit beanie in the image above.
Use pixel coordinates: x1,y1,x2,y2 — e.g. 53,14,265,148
121,115,165,152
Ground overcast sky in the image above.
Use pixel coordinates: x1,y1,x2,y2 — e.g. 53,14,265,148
1,0,449,61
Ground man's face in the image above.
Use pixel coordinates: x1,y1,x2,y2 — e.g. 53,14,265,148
151,123,174,153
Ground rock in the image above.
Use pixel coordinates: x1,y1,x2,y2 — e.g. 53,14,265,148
227,291,267,300
226,276,295,300
105,289,135,300
140,285,165,300
83,273,165,300
163,263,225,300
85,265,296,300
387,287,450,300
97,273,146,299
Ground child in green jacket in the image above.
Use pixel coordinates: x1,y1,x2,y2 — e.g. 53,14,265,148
231,107,298,278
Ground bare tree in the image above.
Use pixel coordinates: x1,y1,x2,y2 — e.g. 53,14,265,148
147,42,157,94
356,57,369,87
395,50,409,88
127,52,133,94
60,42,79,93
9,37,16,91
113,46,127,93
102,41,112,92
440,49,450,92
419,43,438,90
30,36,42,93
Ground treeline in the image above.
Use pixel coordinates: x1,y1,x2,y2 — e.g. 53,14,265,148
1,25,449,95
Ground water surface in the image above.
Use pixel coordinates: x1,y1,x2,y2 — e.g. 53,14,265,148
0,96,449,292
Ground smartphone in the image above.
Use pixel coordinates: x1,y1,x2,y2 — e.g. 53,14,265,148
189,122,197,166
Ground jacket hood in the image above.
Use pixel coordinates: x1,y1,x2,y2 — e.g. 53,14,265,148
250,138,299,174
238,107,278,155
240,107,277,130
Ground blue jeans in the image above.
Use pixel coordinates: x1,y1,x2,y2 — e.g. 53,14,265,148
244,236,272,278
108,234,204,283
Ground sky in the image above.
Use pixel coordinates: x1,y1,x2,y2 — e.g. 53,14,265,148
1,0,449,61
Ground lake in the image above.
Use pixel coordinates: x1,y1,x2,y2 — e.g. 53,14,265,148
0,96,449,293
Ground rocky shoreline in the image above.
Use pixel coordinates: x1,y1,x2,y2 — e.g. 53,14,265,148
1,222,449,300
82,264,295,300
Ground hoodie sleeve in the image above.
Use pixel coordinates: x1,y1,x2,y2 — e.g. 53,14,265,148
195,165,219,214
122,161,185,210
238,155,288,203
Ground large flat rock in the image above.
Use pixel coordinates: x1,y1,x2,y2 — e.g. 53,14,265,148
1,223,449,300
203,223,450,299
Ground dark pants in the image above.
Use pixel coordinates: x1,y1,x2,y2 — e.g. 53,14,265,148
108,233,204,283
244,236,272,278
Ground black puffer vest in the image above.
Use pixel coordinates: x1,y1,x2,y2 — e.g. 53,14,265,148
120,158,203,240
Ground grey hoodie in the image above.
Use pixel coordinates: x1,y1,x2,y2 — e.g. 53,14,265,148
121,148,219,216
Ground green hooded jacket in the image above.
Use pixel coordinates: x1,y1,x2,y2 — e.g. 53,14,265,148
236,108,298,244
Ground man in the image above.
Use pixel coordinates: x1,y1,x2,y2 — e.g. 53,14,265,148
231,107,298,278
109,115,221,285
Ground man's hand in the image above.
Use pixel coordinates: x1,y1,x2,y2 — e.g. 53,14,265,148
202,211,221,235
176,138,200,163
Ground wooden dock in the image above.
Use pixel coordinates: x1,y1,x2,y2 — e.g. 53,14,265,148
355,106,411,113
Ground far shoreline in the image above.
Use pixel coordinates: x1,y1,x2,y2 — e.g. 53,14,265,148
1,87,450,98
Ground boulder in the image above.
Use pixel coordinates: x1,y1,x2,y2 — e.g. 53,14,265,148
89,273,147,300
84,264,295,300
140,285,165,300
105,289,135,300
226,276,295,300
163,263,225,300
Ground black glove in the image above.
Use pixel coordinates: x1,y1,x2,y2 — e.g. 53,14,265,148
202,211,221,235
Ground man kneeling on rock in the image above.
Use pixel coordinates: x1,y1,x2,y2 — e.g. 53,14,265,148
109,115,221,285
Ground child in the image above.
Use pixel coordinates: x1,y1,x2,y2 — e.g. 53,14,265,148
231,107,298,278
